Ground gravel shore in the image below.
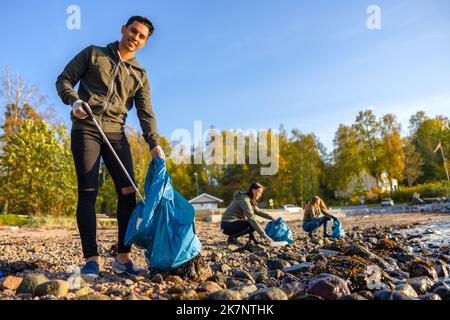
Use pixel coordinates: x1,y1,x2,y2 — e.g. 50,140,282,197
1,213,449,300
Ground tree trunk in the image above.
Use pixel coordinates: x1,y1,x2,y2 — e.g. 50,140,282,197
2,200,8,215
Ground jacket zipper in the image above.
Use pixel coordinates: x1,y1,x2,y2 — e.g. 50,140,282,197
99,50,144,128
99,60,121,129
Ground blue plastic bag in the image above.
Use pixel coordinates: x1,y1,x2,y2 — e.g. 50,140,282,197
331,218,345,239
264,217,294,244
125,158,202,271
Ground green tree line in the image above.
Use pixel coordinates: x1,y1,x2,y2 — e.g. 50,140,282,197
0,72,449,216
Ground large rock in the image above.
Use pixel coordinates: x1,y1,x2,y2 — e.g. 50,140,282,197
267,269,284,280
173,255,212,282
150,273,164,284
266,259,290,271
248,254,265,264
437,254,450,263
16,273,49,295
76,293,111,300
1,276,23,290
373,290,415,300
124,292,148,300
293,294,324,300
318,249,341,257
344,244,392,270
204,289,241,300
233,284,258,299
419,293,442,300
357,291,374,299
232,269,255,283
196,281,223,293
395,283,418,299
166,275,184,284
283,263,315,274
409,260,438,281
430,281,449,292
337,293,368,300
73,285,92,297
226,276,253,288
255,272,270,284
210,252,223,263
435,260,450,278
310,254,328,266
34,280,69,298
248,287,288,300
181,290,199,300
407,277,434,295
307,274,351,300
278,252,305,262
279,281,303,298
433,286,450,300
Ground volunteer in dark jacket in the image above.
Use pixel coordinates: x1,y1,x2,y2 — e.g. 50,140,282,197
56,16,164,280
221,182,275,246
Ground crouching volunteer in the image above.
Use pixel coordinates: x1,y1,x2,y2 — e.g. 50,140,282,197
302,196,335,238
55,16,165,280
220,183,276,246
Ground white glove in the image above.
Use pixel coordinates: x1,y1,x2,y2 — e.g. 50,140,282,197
72,100,88,119
151,145,166,159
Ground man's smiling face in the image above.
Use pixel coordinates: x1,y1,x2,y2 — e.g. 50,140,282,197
120,21,150,53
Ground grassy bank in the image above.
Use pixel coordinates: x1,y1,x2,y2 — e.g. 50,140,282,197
0,214,117,228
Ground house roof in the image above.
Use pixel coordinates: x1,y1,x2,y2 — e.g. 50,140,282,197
189,193,224,204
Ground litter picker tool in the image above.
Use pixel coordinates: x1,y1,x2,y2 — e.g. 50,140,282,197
82,102,146,204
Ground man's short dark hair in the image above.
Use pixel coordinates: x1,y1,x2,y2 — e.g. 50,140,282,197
126,16,154,38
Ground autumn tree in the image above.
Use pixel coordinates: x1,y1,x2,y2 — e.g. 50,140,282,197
353,110,382,185
411,117,449,182
378,114,405,191
331,125,365,192
403,140,423,186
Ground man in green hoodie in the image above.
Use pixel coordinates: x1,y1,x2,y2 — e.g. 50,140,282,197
56,16,164,279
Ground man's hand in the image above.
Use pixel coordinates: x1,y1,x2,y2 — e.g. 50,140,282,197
151,145,166,159
72,100,88,119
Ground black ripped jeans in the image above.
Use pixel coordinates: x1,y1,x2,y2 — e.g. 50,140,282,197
71,129,136,259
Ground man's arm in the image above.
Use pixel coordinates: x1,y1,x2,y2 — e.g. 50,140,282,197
134,75,160,150
56,46,92,106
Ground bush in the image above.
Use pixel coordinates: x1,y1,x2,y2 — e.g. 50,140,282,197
392,181,450,203
330,181,449,206
0,120,77,216
0,214,29,226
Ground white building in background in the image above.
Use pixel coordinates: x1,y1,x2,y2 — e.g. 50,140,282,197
189,193,224,210
336,171,399,199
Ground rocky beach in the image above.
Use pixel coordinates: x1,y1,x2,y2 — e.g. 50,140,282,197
1,213,449,301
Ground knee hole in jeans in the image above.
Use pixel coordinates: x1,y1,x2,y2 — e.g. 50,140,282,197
120,186,135,196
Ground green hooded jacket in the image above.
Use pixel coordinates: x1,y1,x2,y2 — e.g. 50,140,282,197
221,191,273,237
56,41,159,149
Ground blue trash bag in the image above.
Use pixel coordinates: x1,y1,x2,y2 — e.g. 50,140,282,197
264,217,294,244
331,218,346,239
125,158,202,271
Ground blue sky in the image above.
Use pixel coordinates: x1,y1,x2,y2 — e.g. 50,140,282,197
0,0,449,150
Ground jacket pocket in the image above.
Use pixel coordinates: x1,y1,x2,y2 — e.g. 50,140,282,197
86,94,105,115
